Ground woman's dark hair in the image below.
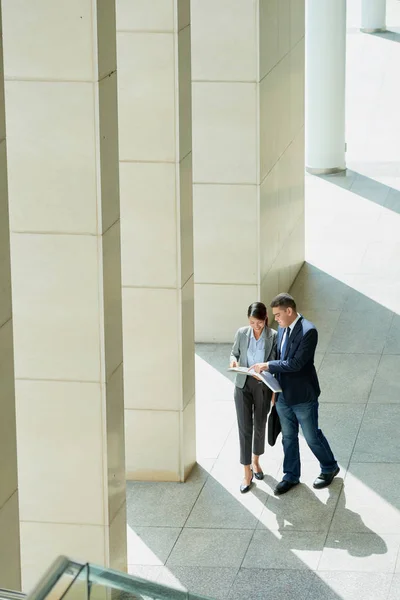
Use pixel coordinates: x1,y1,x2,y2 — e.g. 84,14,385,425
247,302,268,325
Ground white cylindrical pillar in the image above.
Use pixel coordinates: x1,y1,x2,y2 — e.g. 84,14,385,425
305,0,347,174
361,0,386,33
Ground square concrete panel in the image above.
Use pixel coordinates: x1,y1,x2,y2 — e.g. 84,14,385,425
318,353,380,403
352,404,400,462
307,572,393,600
289,266,349,311
11,233,102,381
299,310,341,353
384,314,400,354
243,530,326,570
16,379,105,525
318,532,400,573
369,355,400,403
167,528,252,568
2,0,95,81
191,0,257,82
169,567,238,600
330,464,400,534
120,162,178,289
126,465,207,527
6,81,98,234
228,568,314,600
20,521,106,592
127,526,181,566
328,311,393,354
122,288,181,411
125,409,180,481
193,184,258,285
192,82,258,184
194,283,259,343
116,0,175,32
117,32,176,162
185,476,261,530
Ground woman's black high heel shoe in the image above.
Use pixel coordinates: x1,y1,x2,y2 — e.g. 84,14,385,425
240,472,254,494
251,466,264,481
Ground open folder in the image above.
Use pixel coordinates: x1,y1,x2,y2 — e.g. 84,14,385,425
228,366,282,393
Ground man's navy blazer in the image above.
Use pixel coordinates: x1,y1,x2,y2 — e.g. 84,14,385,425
267,316,320,404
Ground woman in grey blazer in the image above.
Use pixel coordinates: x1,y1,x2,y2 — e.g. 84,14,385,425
230,302,277,493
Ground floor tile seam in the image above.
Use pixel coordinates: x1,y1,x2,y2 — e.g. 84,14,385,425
315,350,326,375
323,378,368,539
381,311,397,357
183,525,256,530
315,564,397,575
365,319,394,407
322,301,345,368
392,534,400,574
387,573,397,600
178,470,212,532
236,525,259,575
212,422,237,463
152,525,183,567
329,399,369,505
315,479,345,571
220,566,240,600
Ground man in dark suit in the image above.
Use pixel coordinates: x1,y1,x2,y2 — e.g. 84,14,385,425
252,293,339,495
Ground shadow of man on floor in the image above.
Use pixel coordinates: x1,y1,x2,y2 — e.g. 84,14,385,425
254,474,387,558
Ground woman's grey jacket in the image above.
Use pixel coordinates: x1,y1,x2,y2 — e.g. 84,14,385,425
230,326,278,389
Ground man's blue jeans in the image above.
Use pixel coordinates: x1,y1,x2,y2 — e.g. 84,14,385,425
275,394,338,483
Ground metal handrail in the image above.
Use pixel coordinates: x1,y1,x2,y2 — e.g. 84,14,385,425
0,590,26,600
27,556,85,600
25,555,212,600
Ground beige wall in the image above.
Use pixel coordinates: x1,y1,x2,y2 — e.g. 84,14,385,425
192,0,305,341
2,0,127,590
0,2,21,590
116,0,196,481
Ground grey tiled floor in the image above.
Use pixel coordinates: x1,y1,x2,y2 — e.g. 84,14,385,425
126,262,400,599
126,2,400,598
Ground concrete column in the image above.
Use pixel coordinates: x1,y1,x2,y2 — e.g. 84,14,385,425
0,3,21,590
361,0,386,33
305,0,346,174
191,0,305,341
2,0,127,590
116,0,196,481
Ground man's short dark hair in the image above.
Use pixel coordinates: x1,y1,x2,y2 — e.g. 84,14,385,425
270,293,297,311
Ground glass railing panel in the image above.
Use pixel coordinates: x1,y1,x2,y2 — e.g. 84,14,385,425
26,557,214,600
28,558,88,600
56,564,88,600
87,565,209,600
0,590,27,600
